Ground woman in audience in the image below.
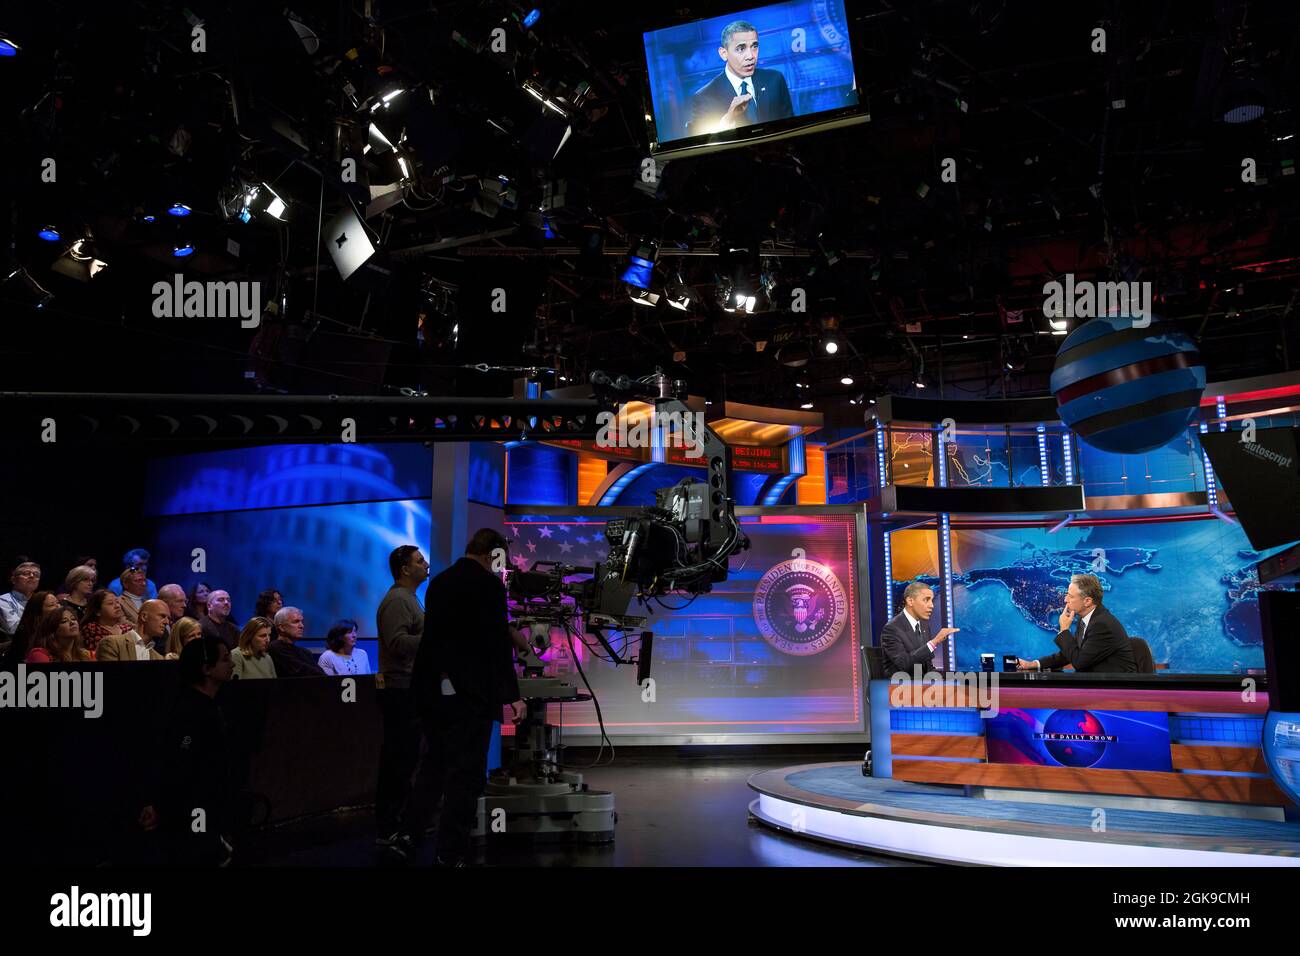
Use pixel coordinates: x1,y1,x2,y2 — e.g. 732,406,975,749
319,618,370,676
231,616,278,679
165,616,204,659
26,607,92,663
80,589,131,656
185,581,213,620
60,565,98,614
2,591,61,667
255,588,284,620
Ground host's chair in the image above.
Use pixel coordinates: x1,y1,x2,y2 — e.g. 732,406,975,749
1129,637,1156,674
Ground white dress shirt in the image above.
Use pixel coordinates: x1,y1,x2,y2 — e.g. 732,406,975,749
125,629,154,661
724,65,758,109
902,608,935,653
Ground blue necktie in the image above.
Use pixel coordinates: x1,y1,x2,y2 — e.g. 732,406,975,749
739,80,751,116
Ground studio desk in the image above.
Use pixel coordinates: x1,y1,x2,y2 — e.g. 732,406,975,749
868,672,1289,810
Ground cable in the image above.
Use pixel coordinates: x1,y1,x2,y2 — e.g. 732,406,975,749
563,619,615,768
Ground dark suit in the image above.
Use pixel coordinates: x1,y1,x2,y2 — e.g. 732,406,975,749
688,67,794,135
407,557,521,861
879,611,939,676
1037,606,1136,673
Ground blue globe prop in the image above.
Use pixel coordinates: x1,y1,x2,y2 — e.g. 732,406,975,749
1050,314,1206,454
1262,711,1300,809
1041,709,1109,768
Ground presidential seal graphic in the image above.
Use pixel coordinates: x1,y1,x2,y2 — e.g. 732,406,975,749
753,557,848,656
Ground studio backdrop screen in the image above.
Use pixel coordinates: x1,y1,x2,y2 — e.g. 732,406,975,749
644,0,859,145
504,512,863,737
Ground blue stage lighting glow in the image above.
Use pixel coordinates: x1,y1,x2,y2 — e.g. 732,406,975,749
173,242,195,257
620,256,655,289
523,8,541,28
38,227,60,241
168,203,192,217
141,215,156,223
0,38,18,56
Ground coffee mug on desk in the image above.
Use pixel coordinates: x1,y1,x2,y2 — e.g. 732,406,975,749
1003,655,1019,672
980,653,995,672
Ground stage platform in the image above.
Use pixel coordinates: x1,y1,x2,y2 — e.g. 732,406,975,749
748,762,1300,866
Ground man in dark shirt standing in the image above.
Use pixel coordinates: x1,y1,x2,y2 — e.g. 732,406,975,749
267,606,324,677
408,529,525,866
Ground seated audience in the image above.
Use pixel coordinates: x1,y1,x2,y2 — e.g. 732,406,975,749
117,564,150,628
79,589,132,655
165,616,204,659
2,591,61,666
268,606,324,677
97,599,169,661
185,581,213,620
0,559,42,636
200,589,240,650
158,584,188,624
59,565,98,615
26,607,92,663
231,616,278,679
106,548,158,600
255,588,284,620
319,618,371,676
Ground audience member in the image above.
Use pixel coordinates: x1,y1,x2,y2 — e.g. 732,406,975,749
157,635,235,865
158,584,187,623
117,564,150,627
165,616,204,659
0,559,42,636
97,599,169,661
26,607,92,663
185,581,213,620
2,591,61,667
255,589,284,620
59,565,98,615
231,616,278,679
200,589,240,651
80,589,132,655
320,618,370,676
106,548,158,600
267,606,324,677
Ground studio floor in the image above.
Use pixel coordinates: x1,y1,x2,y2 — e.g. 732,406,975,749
247,749,919,867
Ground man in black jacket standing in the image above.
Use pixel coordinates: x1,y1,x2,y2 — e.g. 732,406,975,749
409,528,525,866
1018,573,1136,673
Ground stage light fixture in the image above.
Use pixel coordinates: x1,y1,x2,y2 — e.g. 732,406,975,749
168,203,192,217
524,8,542,28
800,402,814,410
368,86,406,112
51,237,108,281
629,288,660,307
0,34,19,56
823,337,839,355
173,241,195,257
665,273,692,311
620,238,658,290
38,226,61,242
3,266,53,308
841,376,854,386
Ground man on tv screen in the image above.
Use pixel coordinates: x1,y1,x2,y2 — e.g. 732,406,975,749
688,19,794,135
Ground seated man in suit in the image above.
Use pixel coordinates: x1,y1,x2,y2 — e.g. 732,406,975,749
688,20,794,136
879,582,959,676
1017,573,1136,673
97,598,168,661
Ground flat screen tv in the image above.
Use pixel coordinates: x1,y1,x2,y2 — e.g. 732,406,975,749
642,0,866,159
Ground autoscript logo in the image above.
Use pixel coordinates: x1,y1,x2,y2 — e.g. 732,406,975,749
1241,441,1294,470
50,886,151,936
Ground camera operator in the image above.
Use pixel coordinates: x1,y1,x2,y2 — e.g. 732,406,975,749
408,529,526,867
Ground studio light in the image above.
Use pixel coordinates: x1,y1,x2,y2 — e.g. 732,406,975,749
168,203,192,217
38,226,61,242
823,337,839,355
51,238,108,281
173,241,195,258
620,238,658,290
665,273,692,311
800,402,814,410
368,86,406,112
629,288,660,307
3,266,53,308
841,376,854,386
0,34,19,56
